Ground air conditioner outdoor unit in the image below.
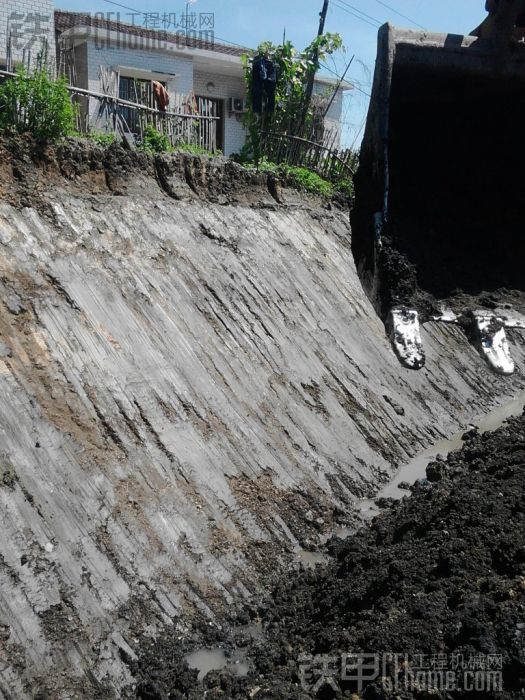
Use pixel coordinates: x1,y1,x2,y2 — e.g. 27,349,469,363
229,97,247,113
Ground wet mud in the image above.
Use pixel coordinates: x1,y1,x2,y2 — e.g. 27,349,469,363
135,413,525,699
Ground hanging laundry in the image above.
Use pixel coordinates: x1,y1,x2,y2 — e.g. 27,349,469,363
153,81,170,112
251,55,277,114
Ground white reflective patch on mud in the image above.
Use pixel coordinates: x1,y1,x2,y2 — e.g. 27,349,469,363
388,308,425,370
432,307,459,323
474,313,515,376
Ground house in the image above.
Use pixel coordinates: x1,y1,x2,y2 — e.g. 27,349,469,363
0,0,55,71
1,3,351,157
55,11,351,156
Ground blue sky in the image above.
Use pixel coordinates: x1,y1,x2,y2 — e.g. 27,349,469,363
56,0,486,147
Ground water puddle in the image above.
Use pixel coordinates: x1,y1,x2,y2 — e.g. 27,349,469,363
185,648,250,681
184,621,265,680
334,525,356,539
295,548,329,568
356,389,525,520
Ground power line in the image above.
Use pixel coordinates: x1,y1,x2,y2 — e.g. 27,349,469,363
336,0,383,26
334,0,426,32
353,84,371,98
371,0,426,30
320,61,371,98
331,1,381,29
350,109,368,149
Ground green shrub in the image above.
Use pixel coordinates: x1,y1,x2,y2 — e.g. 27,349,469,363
242,158,353,199
70,130,119,146
0,68,75,141
283,166,334,197
244,157,280,173
140,124,172,154
232,142,256,165
335,177,354,200
240,34,343,161
88,131,117,147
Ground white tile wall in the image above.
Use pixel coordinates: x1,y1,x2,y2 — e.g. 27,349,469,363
85,39,194,126
323,88,343,122
86,40,194,100
0,0,55,70
314,81,344,146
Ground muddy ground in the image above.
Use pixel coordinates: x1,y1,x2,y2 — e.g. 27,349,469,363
134,413,525,699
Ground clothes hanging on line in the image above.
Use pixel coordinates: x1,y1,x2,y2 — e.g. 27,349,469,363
251,55,277,114
153,81,169,112
252,55,277,83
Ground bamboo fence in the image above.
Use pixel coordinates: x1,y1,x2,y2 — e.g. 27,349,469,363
261,130,357,180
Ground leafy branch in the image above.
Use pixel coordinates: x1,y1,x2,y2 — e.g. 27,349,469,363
240,32,343,162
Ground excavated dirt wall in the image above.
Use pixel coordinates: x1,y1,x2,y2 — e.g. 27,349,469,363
0,138,524,698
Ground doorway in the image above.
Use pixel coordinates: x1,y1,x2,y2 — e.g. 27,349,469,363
196,96,224,152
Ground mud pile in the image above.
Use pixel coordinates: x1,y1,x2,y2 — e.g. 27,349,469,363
258,414,525,699
142,413,525,699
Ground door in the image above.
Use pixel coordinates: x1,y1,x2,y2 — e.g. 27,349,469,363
196,96,224,152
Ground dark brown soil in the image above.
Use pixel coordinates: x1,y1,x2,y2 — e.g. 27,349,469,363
131,413,525,699
0,135,348,214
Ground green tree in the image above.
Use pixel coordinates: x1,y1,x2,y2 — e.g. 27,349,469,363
241,33,343,162
0,68,75,141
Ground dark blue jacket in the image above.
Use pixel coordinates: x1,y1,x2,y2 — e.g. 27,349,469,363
252,56,277,84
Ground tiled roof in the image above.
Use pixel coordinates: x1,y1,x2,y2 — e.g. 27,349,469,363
54,10,251,58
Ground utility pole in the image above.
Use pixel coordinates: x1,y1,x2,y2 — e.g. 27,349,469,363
318,1,330,37
299,0,330,136
323,54,354,119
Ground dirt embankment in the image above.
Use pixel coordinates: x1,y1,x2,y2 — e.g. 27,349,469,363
136,413,525,699
1,137,524,700
0,136,347,212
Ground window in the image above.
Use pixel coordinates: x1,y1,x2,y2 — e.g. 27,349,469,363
118,76,168,132
118,76,154,132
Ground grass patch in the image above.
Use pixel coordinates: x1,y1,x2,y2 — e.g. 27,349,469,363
285,166,334,197
138,126,220,157
139,124,172,154
71,131,118,147
175,142,222,156
87,132,118,147
242,158,354,200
